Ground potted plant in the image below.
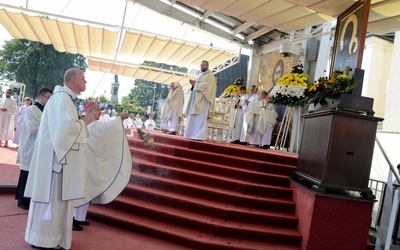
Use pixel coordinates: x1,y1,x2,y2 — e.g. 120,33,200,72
307,67,358,111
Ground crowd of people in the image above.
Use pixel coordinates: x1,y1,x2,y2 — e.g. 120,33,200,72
78,100,156,131
2,59,277,150
158,60,216,140
159,59,278,148
231,85,279,149
120,113,156,130
1,68,132,249
0,59,280,249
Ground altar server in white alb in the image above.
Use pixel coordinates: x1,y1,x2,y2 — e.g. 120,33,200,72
133,114,143,129
161,81,184,134
24,68,97,250
100,109,111,123
13,97,33,145
15,88,53,210
184,60,216,140
240,85,259,144
73,102,132,228
249,91,278,148
231,86,249,143
0,89,17,147
144,114,156,130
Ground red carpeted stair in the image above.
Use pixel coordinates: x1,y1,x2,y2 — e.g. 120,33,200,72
87,131,302,249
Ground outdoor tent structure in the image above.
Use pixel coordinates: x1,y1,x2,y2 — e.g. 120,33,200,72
0,4,240,86
0,0,398,85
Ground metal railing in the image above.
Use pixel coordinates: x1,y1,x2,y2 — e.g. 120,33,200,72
369,178,387,229
368,136,400,231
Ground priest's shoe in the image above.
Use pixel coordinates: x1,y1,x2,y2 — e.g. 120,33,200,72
18,203,29,210
76,219,90,226
31,245,63,249
72,224,83,231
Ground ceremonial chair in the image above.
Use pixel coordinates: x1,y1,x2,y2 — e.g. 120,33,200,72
204,98,236,143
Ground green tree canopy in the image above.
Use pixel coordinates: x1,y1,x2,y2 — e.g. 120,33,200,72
0,39,87,97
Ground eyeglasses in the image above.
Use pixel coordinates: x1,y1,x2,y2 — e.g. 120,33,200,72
41,95,51,99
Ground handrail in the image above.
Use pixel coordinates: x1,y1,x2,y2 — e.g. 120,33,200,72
375,137,400,184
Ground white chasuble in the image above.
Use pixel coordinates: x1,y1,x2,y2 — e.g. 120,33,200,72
184,70,216,140
25,85,88,203
74,118,132,207
25,85,88,249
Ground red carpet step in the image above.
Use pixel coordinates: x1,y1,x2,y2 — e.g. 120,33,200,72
87,131,302,249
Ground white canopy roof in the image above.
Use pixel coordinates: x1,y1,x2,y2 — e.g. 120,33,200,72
0,0,399,85
0,4,239,85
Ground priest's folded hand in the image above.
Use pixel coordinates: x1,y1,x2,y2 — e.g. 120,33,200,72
81,113,97,125
189,79,196,86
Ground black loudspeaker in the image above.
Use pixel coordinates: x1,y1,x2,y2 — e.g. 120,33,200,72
351,68,364,96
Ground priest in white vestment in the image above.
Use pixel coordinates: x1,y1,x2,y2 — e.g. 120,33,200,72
161,82,184,134
109,111,119,121
13,97,33,145
24,69,98,250
100,109,111,123
16,88,53,210
240,85,259,144
123,116,133,128
73,102,132,226
249,91,278,148
145,115,156,130
0,89,17,147
184,60,216,140
231,86,249,143
133,114,143,129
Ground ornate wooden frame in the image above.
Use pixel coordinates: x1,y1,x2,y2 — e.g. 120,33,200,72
330,0,371,75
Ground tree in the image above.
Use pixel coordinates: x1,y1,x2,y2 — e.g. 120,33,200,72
125,61,187,111
0,39,87,97
98,94,109,104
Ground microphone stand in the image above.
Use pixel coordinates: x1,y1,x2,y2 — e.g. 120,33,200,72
233,96,241,129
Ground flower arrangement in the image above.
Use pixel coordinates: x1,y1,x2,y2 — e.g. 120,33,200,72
219,77,245,99
306,68,357,105
269,63,309,106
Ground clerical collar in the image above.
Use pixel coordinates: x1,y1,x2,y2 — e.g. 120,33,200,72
63,85,77,99
34,101,45,112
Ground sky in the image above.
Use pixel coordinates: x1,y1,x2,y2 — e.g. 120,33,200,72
0,0,244,101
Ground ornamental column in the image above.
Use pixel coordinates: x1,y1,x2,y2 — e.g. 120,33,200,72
110,75,120,104
246,52,261,90
382,31,400,131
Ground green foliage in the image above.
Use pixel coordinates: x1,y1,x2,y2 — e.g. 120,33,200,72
98,94,109,104
0,39,87,97
306,70,357,105
114,103,145,115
